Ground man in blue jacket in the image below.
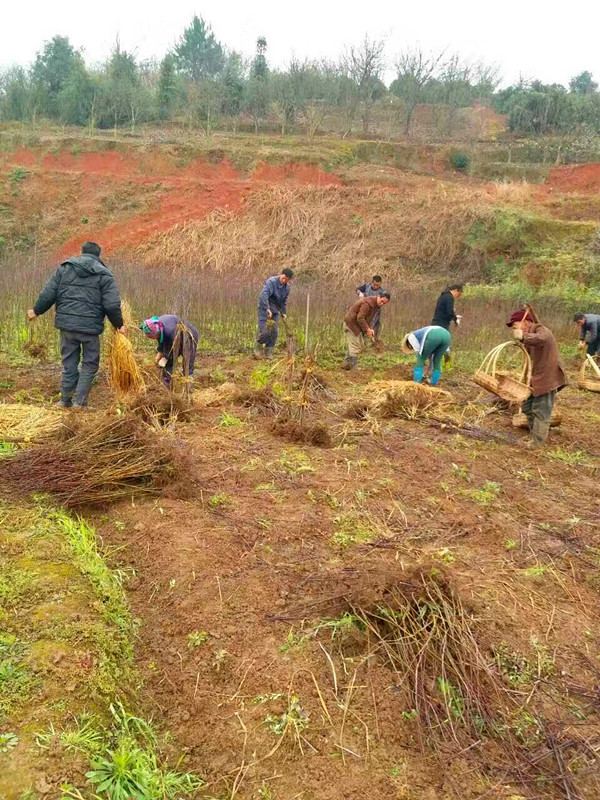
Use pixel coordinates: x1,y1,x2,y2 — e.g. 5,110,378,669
27,242,125,408
574,312,600,359
254,269,294,359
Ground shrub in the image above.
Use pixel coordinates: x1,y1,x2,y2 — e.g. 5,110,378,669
449,150,471,171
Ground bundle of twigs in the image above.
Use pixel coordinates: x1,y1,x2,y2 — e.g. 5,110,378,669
107,301,145,396
351,576,504,748
0,404,64,444
347,380,453,421
0,414,186,507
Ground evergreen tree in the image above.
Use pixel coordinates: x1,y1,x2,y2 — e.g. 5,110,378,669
569,71,598,96
31,35,84,118
157,54,177,120
251,37,268,80
173,15,225,81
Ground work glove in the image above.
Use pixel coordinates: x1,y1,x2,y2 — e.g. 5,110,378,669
455,315,462,326
512,327,524,341
578,341,587,351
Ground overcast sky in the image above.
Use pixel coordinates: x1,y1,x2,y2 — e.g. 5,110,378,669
2,0,599,88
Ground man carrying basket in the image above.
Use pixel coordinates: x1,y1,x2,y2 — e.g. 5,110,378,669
507,309,567,447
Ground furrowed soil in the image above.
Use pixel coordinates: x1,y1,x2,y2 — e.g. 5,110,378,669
1,353,599,799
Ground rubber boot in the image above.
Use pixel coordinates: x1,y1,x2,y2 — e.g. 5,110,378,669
265,347,275,360
531,418,550,447
430,369,441,387
413,366,424,383
253,344,263,360
343,356,358,370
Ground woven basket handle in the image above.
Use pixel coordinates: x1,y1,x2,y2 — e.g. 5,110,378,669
583,354,600,380
476,340,531,385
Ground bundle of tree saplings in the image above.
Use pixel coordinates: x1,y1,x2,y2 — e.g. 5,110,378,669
0,413,188,507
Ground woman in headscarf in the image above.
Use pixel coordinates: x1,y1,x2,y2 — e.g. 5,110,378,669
140,315,198,387
401,325,451,386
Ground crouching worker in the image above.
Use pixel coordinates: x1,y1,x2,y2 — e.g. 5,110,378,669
140,315,198,388
255,269,294,360
574,312,600,360
401,326,451,386
343,292,391,369
507,309,567,447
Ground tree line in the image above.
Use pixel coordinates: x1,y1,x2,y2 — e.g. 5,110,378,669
1,16,598,139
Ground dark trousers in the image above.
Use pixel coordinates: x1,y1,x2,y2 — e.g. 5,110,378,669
257,312,279,348
60,330,101,406
586,337,600,357
522,390,556,446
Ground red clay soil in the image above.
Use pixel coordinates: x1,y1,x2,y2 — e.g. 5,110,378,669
545,162,600,194
3,149,342,258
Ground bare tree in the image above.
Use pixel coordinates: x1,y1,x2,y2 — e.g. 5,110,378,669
391,47,446,135
343,37,386,135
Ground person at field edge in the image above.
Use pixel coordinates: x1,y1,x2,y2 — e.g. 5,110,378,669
343,292,391,369
356,275,387,343
574,312,600,359
27,241,125,409
431,283,464,330
401,325,451,386
254,269,294,360
140,315,199,388
508,309,567,448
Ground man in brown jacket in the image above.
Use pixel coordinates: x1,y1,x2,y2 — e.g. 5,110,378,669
343,292,390,369
507,309,567,446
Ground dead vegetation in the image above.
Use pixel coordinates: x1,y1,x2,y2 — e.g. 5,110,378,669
0,412,190,507
347,380,453,421
134,183,494,277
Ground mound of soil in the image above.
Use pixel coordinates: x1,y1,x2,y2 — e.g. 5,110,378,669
546,163,600,194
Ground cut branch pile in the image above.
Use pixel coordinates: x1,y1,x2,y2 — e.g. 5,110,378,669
347,380,453,421
0,413,189,507
0,404,64,444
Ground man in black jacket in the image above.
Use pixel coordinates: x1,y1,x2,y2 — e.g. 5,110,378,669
28,242,125,408
431,283,463,330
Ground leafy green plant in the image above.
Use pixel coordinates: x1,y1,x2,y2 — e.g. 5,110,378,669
331,514,376,549
217,412,244,429
212,649,229,671
437,677,465,723
461,481,501,506
36,714,104,755
504,539,517,550
277,449,315,478
547,448,588,466
208,493,231,509
187,631,208,650
436,547,455,565
265,696,308,737
0,731,18,752
8,166,29,185
522,564,548,579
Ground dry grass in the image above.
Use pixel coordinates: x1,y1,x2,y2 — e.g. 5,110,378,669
348,380,453,421
134,183,494,279
0,413,189,507
107,301,145,396
0,404,64,443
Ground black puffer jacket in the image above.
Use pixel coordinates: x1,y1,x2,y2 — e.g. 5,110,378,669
33,255,123,335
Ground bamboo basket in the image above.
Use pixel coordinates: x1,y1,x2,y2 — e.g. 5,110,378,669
577,354,600,393
474,342,532,404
